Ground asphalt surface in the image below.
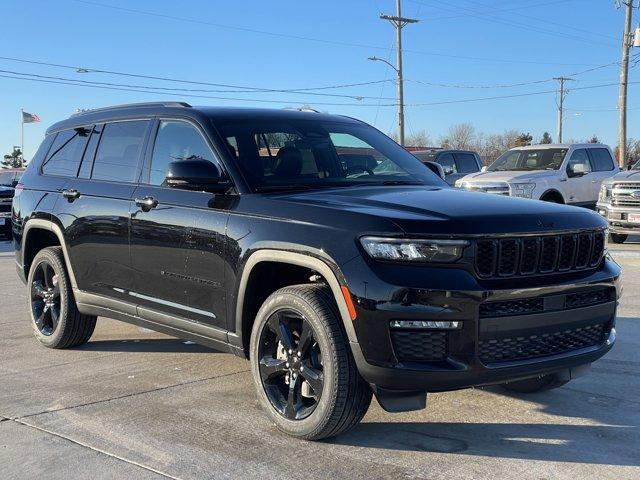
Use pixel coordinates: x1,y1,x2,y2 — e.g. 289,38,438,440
0,238,639,479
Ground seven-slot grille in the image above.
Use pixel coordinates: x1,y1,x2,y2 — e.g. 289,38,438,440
611,182,640,207
475,230,605,278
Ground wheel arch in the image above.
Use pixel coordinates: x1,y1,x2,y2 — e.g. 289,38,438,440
231,250,358,358
22,218,78,290
539,188,565,203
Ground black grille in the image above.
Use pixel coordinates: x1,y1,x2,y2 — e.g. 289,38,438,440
479,323,607,363
391,331,447,362
475,230,605,279
565,288,615,309
479,298,544,318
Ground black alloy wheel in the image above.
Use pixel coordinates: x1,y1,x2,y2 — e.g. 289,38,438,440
30,260,61,336
258,309,324,421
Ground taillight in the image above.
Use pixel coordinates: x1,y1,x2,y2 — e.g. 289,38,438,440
13,183,24,197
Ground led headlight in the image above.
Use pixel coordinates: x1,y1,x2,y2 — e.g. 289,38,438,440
360,237,469,263
510,183,536,198
599,184,612,202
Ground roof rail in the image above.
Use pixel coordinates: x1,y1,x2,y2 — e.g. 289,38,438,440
71,101,192,117
282,107,320,113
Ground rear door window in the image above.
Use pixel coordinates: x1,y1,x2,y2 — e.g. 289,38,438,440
91,120,149,183
41,127,91,177
454,153,479,173
589,148,615,171
78,124,102,179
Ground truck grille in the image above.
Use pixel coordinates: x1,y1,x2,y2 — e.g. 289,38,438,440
391,331,447,362
475,230,605,278
612,182,640,207
460,182,509,195
479,323,608,364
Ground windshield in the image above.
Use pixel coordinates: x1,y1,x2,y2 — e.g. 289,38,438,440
488,148,568,172
213,118,444,192
0,171,17,186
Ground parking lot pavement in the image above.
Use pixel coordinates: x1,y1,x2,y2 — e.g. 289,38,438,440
0,238,639,480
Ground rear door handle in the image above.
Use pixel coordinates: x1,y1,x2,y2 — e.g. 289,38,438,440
61,189,80,201
135,196,158,211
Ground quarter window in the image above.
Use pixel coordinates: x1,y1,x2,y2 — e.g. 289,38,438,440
91,121,149,183
149,120,218,186
589,148,615,171
41,127,91,177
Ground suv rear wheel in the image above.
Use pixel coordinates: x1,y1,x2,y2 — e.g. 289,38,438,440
250,284,371,440
609,233,628,244
500,373,569,393
28,247,97,348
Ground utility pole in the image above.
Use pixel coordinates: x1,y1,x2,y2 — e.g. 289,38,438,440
618,0,635,167
553,77,572,143
379,0,418,146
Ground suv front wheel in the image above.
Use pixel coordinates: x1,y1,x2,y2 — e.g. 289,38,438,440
27,247,97,348
609,233,628,244
250,284,372,440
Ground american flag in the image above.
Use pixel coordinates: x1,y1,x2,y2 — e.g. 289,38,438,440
22,111,41,123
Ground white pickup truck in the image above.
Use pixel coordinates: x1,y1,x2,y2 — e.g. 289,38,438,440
455,143,619,208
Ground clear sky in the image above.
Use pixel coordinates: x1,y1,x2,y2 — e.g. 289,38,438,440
1,0,637,160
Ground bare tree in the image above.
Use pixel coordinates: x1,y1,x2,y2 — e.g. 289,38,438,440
440,123,476,150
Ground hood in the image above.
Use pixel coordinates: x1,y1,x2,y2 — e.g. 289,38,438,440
604,169,640,183
460,169,557,183
271,185,605,236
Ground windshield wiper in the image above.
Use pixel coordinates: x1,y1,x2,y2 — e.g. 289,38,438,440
254,184,318,193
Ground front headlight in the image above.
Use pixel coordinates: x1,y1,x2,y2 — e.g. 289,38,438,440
454,179,464,188
599,184,612,202
360,237,469,263
510,183,536,198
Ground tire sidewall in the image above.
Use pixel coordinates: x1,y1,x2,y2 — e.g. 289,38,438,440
250,289,341,438
27,248,70,347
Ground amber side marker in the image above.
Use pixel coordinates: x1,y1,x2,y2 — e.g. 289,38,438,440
340,286,357,320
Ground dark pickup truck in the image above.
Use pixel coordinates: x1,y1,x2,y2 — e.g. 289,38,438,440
13,102,619,440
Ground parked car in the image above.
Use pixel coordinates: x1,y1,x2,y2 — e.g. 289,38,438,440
412,149,483,186
0,168,24,238
455,144,619,208
14,103,619,440
596,159,640,243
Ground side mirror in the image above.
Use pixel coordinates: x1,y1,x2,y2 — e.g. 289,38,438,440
481,166,487,172
423,161,446,180
567,163,587,178
165,159,223,192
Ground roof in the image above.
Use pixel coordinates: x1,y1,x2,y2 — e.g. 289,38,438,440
513,143,608,150
47,101,361,134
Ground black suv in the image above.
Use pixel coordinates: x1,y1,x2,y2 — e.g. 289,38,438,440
13,102,619,440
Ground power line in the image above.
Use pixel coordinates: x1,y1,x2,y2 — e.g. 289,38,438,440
66,0,600,67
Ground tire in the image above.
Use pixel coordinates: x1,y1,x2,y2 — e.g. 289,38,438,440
250,284,372,440
540,195,562,204
609,233,628,244
27,246,97,349
500,373,569,393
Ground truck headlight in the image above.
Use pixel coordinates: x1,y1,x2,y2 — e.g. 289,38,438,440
360,237,469,263
510,183,536,198
454,179,464,188
599,185,612,202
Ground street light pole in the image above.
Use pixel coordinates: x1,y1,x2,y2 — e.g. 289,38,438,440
618,0,635,167
378,0,418,146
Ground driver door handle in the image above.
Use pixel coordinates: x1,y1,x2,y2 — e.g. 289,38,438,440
61,189,80,201
135,196,158,211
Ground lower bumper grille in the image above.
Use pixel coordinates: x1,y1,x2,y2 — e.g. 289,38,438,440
479,323,608,364
391,331,447,362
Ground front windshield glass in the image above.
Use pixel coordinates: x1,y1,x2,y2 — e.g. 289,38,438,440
0,172,16,186
488,148,568,172
214,117,444,192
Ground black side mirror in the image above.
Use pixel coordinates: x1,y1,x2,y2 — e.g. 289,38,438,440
165,159,223,192
423,161,446,180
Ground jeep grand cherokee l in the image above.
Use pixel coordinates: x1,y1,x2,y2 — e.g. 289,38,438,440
12,103,620,440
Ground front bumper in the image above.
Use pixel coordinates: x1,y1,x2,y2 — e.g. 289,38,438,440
343,256,620,392
596,202,640,234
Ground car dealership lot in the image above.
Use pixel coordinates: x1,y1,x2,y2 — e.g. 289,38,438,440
0,239,638,480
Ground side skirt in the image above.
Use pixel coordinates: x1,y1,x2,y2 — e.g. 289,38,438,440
74,290,242,355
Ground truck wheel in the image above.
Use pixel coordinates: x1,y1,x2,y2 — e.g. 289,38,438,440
27,247,97,349
250,284,372,440
500,373,569,393
609,233,628,244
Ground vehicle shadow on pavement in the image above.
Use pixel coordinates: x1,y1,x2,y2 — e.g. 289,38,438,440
76,338,219,354
330,421,639,466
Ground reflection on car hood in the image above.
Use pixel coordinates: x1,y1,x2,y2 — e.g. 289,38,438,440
459,170,558,183
605,169,640,182
273,185,605,236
